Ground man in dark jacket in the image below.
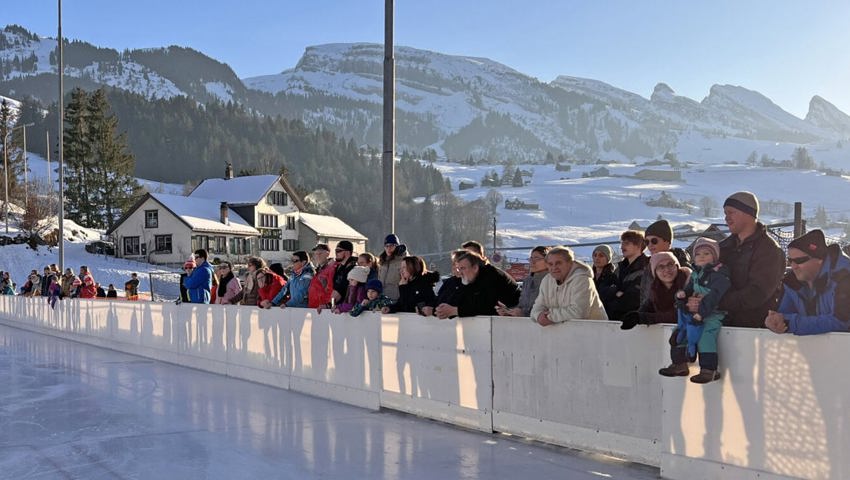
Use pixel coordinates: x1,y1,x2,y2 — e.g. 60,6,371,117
690,192,784,328
767,229,850,335
435,252,520,318
602,230,649,320
40,267,56,297
332,240,358,302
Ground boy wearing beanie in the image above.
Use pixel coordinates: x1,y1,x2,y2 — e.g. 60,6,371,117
350,279,394,317
660,237,731,383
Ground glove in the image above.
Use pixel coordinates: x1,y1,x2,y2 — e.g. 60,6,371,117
620,311,640,330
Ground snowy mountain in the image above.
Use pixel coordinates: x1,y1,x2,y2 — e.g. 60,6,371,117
2,24,849,164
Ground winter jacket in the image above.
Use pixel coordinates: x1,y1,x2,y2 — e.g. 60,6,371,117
455,264,521,318
41,273,57,296
273,263,314,308
308,261,336,308
337,283,367,313
183,261,214,304
594,263,619,304
514,270,547,317
777,244,850,335
27,275,42,297
389,271,440,313
60,274,76,298
602,255,649,320
676,262,731,357
640,247,691,306
79,272,97,299
214,273,243,305
258,271,286,306
125,278,140,298
333,257,358,299
378,245,408,301
241,271,260,306
350,294,394,317
635,268,690,325
719,223,785,328
1,281,14,295
435,275,464,306
530,261,607,323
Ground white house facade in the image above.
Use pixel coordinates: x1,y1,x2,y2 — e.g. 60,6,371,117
106,193,260,265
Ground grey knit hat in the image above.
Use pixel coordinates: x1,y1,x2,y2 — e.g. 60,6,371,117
592,244,614,263
724,191,759,218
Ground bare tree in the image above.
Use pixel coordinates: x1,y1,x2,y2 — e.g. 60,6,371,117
700,196,717,217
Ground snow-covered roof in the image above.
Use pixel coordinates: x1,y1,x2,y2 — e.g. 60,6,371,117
150,193,259,235
188,175,281,205
299,212,367,241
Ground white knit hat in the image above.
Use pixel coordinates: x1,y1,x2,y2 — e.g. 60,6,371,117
347,265,370,284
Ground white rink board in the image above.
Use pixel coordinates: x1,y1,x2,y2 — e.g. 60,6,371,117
380,314,493,432
491,318,665,466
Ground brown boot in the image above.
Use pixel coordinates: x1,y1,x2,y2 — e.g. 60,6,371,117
658,363,689,377
690,369,720,384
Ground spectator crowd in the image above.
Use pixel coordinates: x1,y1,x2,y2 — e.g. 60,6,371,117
5,191,850,385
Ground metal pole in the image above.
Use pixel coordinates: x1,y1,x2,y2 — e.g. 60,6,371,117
46,131,51,193
381,0,395,235
58,0,65,271
492,217,496,255
793,202,801,237
22,124,27,207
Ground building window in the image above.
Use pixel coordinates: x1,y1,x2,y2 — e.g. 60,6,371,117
285,216,296,230
191,235,209,252
230,237,252,255
154,235,172,253
260,238,280,251
267,191,288,206
124,236,140,256
209,236,226,254
282,239,299,252
259,214,278,228
145,210,158,228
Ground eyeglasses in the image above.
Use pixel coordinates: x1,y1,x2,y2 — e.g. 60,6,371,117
335,249,344,253
528,256,545,262
656,262,678,272
648,238,662,245
788,255,812,265
291,258,302,263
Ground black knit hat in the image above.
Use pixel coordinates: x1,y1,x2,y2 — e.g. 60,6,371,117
788,229,828,260
724,191,759,218
645,220,673,243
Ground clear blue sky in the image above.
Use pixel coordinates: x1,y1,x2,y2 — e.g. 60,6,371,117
8,0,850,117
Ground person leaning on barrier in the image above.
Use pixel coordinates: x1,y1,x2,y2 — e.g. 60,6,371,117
640,219,691,306
496,246,550,317
766,229,850,335
602,230,649,320
272,251,314,308
183,250,215,304
214,262,243,305
621,252,690,329
332,240,358,303
690,192,785,328
435,251,520,319
241,257,266,306
435,249,467,307
529,246,607,326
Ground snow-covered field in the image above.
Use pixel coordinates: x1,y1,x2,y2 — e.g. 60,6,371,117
429,161,850,262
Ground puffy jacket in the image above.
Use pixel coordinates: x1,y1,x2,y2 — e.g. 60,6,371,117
378,245,408,301
515,270,547,316
530,262,607,323
79,272,97,299
333,257,358,299
602,255,648,320
389,271,440,313
337,284,367,313
778,244,850,335
241,271,260,306
214,274,243,305
273,263,314,308
308,261,335,308
183,261,214,304
719,223,785,328
258,271,286,305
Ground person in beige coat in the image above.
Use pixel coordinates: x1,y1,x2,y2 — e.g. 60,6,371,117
530,246,608,326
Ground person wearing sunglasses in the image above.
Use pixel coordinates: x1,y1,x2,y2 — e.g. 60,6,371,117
641,219,691,307
605,230,649,321
331,240,358,304
272,251,313,308
766,229,850,335
688,192,784,328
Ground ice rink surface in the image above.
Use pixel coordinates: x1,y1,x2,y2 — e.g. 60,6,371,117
0,323,658,479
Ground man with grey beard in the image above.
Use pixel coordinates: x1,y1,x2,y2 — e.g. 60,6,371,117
435,252,520,319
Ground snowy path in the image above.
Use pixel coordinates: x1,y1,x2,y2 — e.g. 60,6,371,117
0,324,658,480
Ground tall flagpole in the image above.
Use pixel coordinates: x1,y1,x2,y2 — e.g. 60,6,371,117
382,0,395,235
58,0,65,271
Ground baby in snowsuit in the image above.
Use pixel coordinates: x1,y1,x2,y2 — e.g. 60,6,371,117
660,237,730,384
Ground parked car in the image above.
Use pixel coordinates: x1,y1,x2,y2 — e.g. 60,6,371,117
85,240,116,256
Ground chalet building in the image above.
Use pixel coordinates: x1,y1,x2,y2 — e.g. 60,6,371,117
107,165,367,265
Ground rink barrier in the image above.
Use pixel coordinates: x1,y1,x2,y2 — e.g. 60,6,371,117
2,295,849,479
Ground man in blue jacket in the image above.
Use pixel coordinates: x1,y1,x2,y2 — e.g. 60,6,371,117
183,249,214,304
766,229,850,335
271,250,314,308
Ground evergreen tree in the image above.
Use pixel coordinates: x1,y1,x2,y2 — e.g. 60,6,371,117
512,167,524,187
792,147,815,170
0,98,23,201
87,89,140,229
63,88,94,227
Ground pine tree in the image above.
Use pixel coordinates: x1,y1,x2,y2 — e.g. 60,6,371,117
0,99,22,201
63,88,94,227
87,89,140,229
